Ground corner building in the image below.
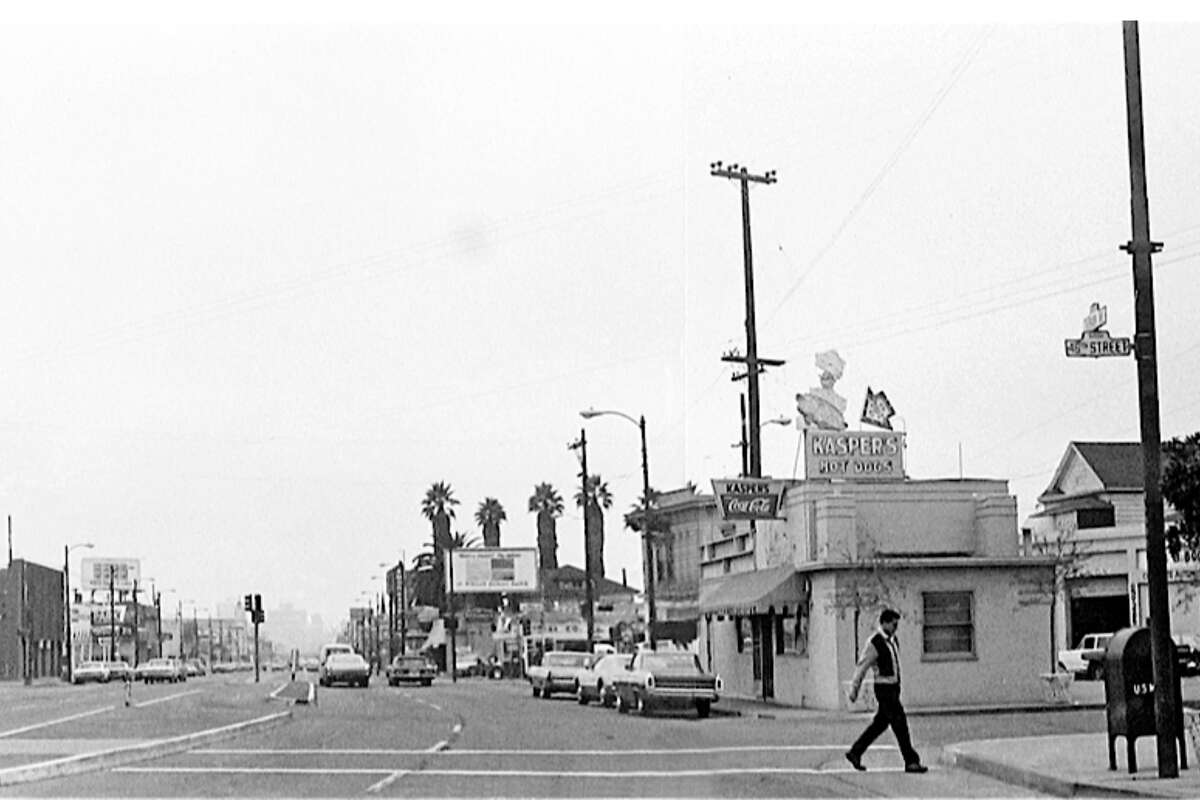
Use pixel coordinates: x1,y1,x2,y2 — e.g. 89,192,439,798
693,474,1055,710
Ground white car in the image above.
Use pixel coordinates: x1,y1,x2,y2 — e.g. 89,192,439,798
575,653,633,706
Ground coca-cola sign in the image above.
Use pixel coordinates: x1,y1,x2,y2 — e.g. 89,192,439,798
711,478,789,521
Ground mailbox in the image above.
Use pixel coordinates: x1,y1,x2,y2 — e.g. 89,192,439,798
1103,627,1187,773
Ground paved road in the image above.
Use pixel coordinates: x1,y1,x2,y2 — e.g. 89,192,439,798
0,675,1105,797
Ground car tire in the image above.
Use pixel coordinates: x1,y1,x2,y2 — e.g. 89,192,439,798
532,684,541,698
602,688,615,709
634,691,646,715
616,691,629,714
576,683,588,705
542,687,553,700
696,699,711,719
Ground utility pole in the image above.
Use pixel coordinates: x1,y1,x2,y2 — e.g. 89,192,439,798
1122,20,1177,779
569,429,596,648
399,558,408,655
108,570,116,662
712,161,784,478
155,592,163,657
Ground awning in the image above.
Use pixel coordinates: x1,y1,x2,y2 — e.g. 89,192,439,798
699,565,806,617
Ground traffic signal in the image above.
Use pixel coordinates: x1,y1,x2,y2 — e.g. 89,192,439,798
252,609,265,624
243,594,253,611
253,594,262,612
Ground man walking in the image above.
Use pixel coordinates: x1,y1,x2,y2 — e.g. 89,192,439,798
845,608,927,773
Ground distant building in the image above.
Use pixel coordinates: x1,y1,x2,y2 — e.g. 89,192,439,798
0,559,64,681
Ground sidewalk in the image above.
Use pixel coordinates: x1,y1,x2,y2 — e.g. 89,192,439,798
717,682,1200,798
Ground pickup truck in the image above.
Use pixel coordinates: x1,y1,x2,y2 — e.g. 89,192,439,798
1058,633,1113,679
527,651,596,699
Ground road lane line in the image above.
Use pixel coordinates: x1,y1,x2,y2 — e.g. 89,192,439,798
133,690,201,708
115,766,915,777
192,744,896,755
0,706,112,738
365,769,410,793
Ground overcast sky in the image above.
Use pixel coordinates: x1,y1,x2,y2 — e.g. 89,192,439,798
3,15,1199,631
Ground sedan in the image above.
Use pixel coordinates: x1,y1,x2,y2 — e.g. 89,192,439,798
611,650,722,718
320,652,371,687
72,661,111,684
106,661,133,682
386,654,437,686
137,657,186,684
576,653,633,706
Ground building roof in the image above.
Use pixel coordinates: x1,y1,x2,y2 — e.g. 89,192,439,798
1071,442,1146,490
537,565,637,600
1038,441,1146,503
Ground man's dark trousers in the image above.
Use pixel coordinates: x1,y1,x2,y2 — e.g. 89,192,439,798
848,684,920,766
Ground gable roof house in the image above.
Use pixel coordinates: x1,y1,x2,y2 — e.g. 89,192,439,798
1026,441,1185,653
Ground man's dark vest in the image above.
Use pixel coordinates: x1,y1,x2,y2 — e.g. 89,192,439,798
869,632,899,682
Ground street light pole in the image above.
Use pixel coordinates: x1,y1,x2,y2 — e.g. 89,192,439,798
580,408,656,650
63,542,93,683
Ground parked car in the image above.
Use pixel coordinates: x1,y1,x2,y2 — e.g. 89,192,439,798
320,652,371,687
105,661,133,682
137,657,186,684
184,659,207,677
526,651,596,699
1058,633,1113,679
610,650,722,718
576,652,633,706
72,661,111,684
386,654,437,686
453,649,486,678
1175,635,1200,677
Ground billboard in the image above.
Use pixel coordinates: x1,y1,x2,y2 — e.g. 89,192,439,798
711,478,789,520
804,429,905,480
80,557,141,591
448,547,539,594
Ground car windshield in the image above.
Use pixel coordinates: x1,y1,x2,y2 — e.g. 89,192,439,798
545,653,591,667
640,653,702,672
329,654,364,665
394,656,426,666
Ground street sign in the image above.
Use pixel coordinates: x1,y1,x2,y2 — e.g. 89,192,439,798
1065,302,1134,358
1065,331,1134,358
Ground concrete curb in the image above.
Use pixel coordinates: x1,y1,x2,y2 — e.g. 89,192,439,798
0,709,292,788
940,743,1164,799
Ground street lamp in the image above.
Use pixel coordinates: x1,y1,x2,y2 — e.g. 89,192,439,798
63,542,94,683
580,407,656,649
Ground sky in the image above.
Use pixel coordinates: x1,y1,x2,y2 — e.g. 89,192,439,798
3,12,1200,632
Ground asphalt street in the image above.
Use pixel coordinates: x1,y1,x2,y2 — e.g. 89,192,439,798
0,673,1079,798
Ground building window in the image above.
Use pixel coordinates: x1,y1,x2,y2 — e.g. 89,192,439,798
1077,507,1115,529
922,591,974,658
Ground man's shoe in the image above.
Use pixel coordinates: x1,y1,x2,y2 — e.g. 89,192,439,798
844,752,866,771
904,763,928,774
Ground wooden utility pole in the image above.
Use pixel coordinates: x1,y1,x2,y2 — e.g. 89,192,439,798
1121,20,1177,779
712,161,784,478
569,429,596,647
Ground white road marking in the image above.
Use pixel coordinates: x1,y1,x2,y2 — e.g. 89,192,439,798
116,766,916,777
132,689,202,708
365,769,410,793
0,706,112,738
193,744,896,755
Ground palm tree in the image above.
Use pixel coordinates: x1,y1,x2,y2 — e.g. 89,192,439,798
528,483,564,570
449,530,482,550
421,481,459,610
474,498,507,547
626,487,672,587
575,474,612,578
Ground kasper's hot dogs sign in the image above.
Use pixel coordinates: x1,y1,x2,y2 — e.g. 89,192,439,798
711,478,789,520
804,429,906,480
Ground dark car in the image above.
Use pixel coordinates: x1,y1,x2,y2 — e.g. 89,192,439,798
611,649,722,718
1175,635,1200,677
386,654,437,686
320,652,371,687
